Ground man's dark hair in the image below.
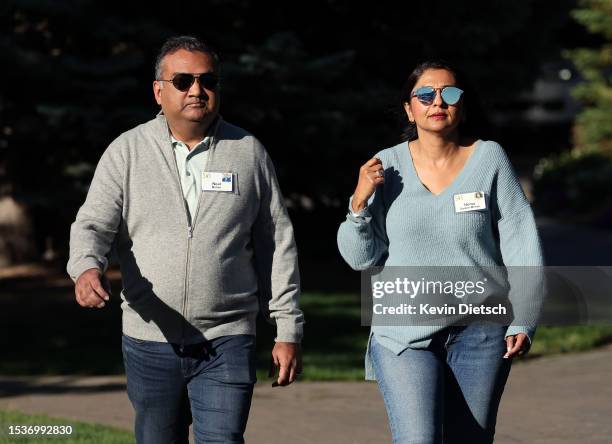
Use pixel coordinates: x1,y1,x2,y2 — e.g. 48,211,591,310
154,36,219,80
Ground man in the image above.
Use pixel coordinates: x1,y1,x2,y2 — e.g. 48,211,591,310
67,35,304,444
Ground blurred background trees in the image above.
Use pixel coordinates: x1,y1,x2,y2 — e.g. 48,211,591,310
1,0,607,270
569,0,612,154
533,0,612,224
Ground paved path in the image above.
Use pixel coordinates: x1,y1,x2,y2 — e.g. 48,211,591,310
1,344,611,443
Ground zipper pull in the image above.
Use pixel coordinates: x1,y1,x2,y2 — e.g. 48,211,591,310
187,226,193,238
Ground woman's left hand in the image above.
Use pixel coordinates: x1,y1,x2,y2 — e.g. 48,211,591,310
504,333,530,359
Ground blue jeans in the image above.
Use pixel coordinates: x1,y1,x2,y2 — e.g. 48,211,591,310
122,334,256,444
370,323,512,444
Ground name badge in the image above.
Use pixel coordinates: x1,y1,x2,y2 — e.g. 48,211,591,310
202,171,234,192
454,191,486,213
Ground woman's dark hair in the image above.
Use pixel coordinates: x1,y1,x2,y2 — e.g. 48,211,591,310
398,60,489,142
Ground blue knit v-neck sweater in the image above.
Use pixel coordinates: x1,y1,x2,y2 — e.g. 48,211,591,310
337,140,544,380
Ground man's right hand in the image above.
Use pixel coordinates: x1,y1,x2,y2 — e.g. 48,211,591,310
75,268,111,308
352,157,385,212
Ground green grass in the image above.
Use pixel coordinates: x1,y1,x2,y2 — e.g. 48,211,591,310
528,325,612,357
0,410,132,443
258,292,369,381
1,284,612,380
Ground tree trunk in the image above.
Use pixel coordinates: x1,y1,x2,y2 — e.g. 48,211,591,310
0,196,35,267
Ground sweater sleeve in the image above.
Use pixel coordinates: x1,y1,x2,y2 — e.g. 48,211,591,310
66,141,125,282
252,146,304,343
337,183,389,271
492,144,545,344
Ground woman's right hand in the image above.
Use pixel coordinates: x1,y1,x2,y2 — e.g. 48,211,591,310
352,157,385,212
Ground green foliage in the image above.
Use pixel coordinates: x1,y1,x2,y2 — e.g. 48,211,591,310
534,0,612,220
533,148,612,217
564,0,612,153
571,0,612,38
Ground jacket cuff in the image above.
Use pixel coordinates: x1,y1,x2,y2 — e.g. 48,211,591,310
505,325,535,346
274,318,304,343
347,196,372,223
67,258,105,283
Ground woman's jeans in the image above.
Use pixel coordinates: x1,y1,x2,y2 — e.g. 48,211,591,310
122,334,256,444
370,323,512,444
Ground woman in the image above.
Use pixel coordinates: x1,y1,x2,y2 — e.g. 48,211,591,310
337,61,544,443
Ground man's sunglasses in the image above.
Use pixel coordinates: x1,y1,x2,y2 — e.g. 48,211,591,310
411,86,464,106
158,73,220,92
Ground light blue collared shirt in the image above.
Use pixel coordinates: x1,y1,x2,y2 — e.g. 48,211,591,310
171,135,212,222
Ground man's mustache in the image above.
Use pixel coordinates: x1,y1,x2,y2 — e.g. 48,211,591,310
183,99,208,107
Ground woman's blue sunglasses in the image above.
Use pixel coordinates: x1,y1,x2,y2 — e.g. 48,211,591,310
411,86,464,106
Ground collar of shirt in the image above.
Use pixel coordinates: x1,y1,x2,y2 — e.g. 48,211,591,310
167,115,220,156
170,134,211,158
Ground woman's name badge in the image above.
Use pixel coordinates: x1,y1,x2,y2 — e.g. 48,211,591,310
202,171,234,192
454,191,486,213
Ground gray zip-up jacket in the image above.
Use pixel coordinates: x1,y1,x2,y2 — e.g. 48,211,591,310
67,114,304,344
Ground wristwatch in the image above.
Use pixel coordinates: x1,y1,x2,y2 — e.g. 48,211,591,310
348,205,371,223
